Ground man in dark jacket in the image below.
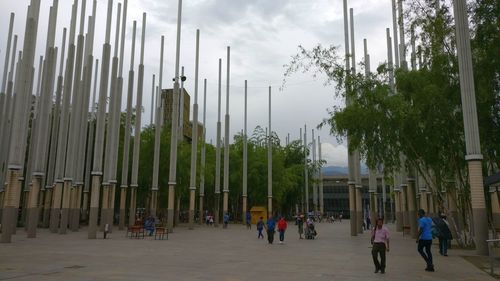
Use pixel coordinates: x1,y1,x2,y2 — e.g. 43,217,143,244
433,214,453,256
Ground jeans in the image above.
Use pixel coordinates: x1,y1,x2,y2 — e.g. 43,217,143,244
279,230,285,242
439,238,448,255
267,229,275,244
258,228,264,239
418,239,433,268
372,243,386,271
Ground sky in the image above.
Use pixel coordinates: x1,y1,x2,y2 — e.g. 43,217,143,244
0,0,396,167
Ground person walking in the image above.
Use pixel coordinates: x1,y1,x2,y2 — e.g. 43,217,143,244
434,213,453,256
246,211,252,229
223,213,229,229
417,209,435,272
256,217,264,239
371,217,390,274
266,215,276,244
297,214,304,239
278,216,288,244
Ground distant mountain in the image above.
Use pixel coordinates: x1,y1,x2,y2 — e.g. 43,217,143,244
321,165,368,176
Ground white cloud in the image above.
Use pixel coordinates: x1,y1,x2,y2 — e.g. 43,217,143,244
0,0,395,169
321,142,348,167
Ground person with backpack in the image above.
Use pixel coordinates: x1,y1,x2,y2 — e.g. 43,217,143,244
277,216,288,244
433,213,453,256
256,217,264,239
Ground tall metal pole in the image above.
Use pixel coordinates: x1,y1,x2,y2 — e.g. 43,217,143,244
311,129,317,213
188,30,200,228
398,0,407,69
304,125,309,214
101,1,122,233
120,19,136,230
223,47,230,219
82,58,99,224
214,58,222,226
199,78,207,224
349,7,363,235
88,0,114,239
318,136,324,215
1,0,42,243
365,38,378,226
27,0,59,238
242,80,248,223
267,86,272,217
129,13,146,227
453,0,487,255
151,35,164,218
343,0,356,237
167,0,183,231
150,74,155,125
391,0,400,69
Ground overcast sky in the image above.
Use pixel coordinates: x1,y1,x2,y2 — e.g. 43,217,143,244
0,0,395,167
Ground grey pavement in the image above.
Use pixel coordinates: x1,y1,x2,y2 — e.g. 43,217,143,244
0,220,495,281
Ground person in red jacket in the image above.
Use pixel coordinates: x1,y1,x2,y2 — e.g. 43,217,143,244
278,216,288,244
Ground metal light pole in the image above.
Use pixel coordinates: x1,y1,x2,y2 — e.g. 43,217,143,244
311,129,317,213
129,13,146,227
343,0,356,237
188,29,200,228
222,47,231,219
1,0,42,243
88,0,114,239
242,80,248,223
120,19,136,230
214,58,222,226
304,125,309,214
151,35,164,218
199,79,207,224
167,0,183,231
453,0,488,255
267,86,272,217
318,136,324,215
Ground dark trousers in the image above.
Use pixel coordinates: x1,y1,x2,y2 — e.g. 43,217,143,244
279,230,285,242
418,239,433,267
438,238,448,255
258,228,264,239
372,243,386,270
267,229,275,244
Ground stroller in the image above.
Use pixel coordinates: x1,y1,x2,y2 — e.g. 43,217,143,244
305,221,317,239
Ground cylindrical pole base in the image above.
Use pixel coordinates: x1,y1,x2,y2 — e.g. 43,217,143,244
468,160,488,255
198,195,204,225
348,183,356,236
214,193,220,227
128,187,137,227
59,180,72,234
188,189,195,229
356,187,363,234
88,175,101,239
223,191,229,217
242,196,247,225
167,184,175,231
119,186,127,230
1,169,21,243
42,188,53,228
26,176,42,238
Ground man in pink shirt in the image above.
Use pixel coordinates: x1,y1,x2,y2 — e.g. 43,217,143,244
371,217,390,274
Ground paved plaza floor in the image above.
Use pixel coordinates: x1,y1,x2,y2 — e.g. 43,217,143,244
0,220,496,281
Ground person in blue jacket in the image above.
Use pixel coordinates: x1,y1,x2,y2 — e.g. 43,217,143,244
417,209,434,272
266,215,276,244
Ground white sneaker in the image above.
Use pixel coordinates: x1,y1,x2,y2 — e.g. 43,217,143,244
279,241,283,244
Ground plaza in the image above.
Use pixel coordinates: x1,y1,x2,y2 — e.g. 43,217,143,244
0,221,495,281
